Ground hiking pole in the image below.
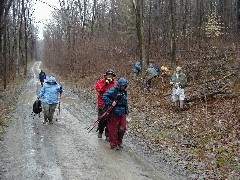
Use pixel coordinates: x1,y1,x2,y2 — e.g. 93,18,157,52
87,99,120,133
56,101,60,121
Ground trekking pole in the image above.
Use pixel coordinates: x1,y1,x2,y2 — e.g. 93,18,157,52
87,99,119,133
56,101,60,121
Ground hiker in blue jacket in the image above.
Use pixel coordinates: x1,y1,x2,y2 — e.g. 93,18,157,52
39,70,46,87
133,61,141,80
38,76,63,124
103,77,129,150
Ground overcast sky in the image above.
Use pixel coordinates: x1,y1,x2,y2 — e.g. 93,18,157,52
32,0,59,39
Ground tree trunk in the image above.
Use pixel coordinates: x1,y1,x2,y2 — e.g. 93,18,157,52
3,26,7,89
133,0,147,73
22,0,28,76
169,0,177,63
237,0,240,31
90,0,97,36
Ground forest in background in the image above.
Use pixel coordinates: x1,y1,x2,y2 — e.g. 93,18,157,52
0,0,239,179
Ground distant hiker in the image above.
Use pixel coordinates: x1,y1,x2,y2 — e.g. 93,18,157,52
95,69,117,141
103,77,128,150
170,67,187,110
39,70,46,87
142,63,159,89
38,76,63,124
160,65,170,83
133,60,141,80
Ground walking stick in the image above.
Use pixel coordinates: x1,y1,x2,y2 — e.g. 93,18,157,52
87,99,120,133
56,101,60,121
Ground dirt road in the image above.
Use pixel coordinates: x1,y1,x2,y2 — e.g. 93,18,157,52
0,62,186,180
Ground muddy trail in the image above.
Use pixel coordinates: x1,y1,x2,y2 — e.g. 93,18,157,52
0,62,186,180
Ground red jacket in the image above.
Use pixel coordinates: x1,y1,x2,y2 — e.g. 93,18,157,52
95,78,116,107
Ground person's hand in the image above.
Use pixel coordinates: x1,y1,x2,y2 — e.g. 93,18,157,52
112,101,117,106
116,93,123,101
105,78,112,85
174,83,179,89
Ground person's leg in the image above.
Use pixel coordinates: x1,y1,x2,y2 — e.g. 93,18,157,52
179,89,185,110
43,103,49,124
107,114,120,149
104,117,110,141
97,107,105,138
117,115,127,147
48,104,57,123
172,88,179,110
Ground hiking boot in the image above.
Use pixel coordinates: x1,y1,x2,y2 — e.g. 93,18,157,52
111,146,119,151
43,119,48,124
105,137,109,142
118,144,123,149
98,132,102,138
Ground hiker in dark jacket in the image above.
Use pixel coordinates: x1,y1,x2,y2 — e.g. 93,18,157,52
39,70,46,87
95,69,117,141
103,77,128,150
38,76,63,124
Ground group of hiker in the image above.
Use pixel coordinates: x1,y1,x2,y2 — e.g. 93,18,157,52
95,69,128,150
36,60,187,150
134,60,187,110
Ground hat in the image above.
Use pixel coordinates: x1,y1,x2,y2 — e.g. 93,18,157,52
46,76,57,83
104,69,116,77
117,77,128,88
176,67,182,71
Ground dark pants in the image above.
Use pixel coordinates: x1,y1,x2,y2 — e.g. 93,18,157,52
40,80,44,87
98,107,109,137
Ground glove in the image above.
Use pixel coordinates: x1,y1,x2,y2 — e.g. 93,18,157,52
116,93,124,101
179,84,185,89
105,78,113,85
174,83,179,89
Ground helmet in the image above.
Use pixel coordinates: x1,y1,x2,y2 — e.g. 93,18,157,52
104,69,116,77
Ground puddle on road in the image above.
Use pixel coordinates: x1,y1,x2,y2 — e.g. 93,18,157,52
18,92,36,104
60,97,79,105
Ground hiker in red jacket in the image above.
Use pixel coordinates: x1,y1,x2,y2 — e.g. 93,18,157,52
95,69,117,140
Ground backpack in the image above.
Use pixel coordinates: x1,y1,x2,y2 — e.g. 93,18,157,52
153,66,162,76
33,99,42,114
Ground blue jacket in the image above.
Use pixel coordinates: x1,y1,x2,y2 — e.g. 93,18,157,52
38,76,63,105
103,78,129,116
134,61,141,73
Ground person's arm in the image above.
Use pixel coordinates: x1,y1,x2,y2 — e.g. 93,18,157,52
38,86,45,98
59,86,63,97
180,74,187,88
103,88,115,107
170,74,175,85
96,79,106,94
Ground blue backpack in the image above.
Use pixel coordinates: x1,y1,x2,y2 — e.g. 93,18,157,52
153,66,162,76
